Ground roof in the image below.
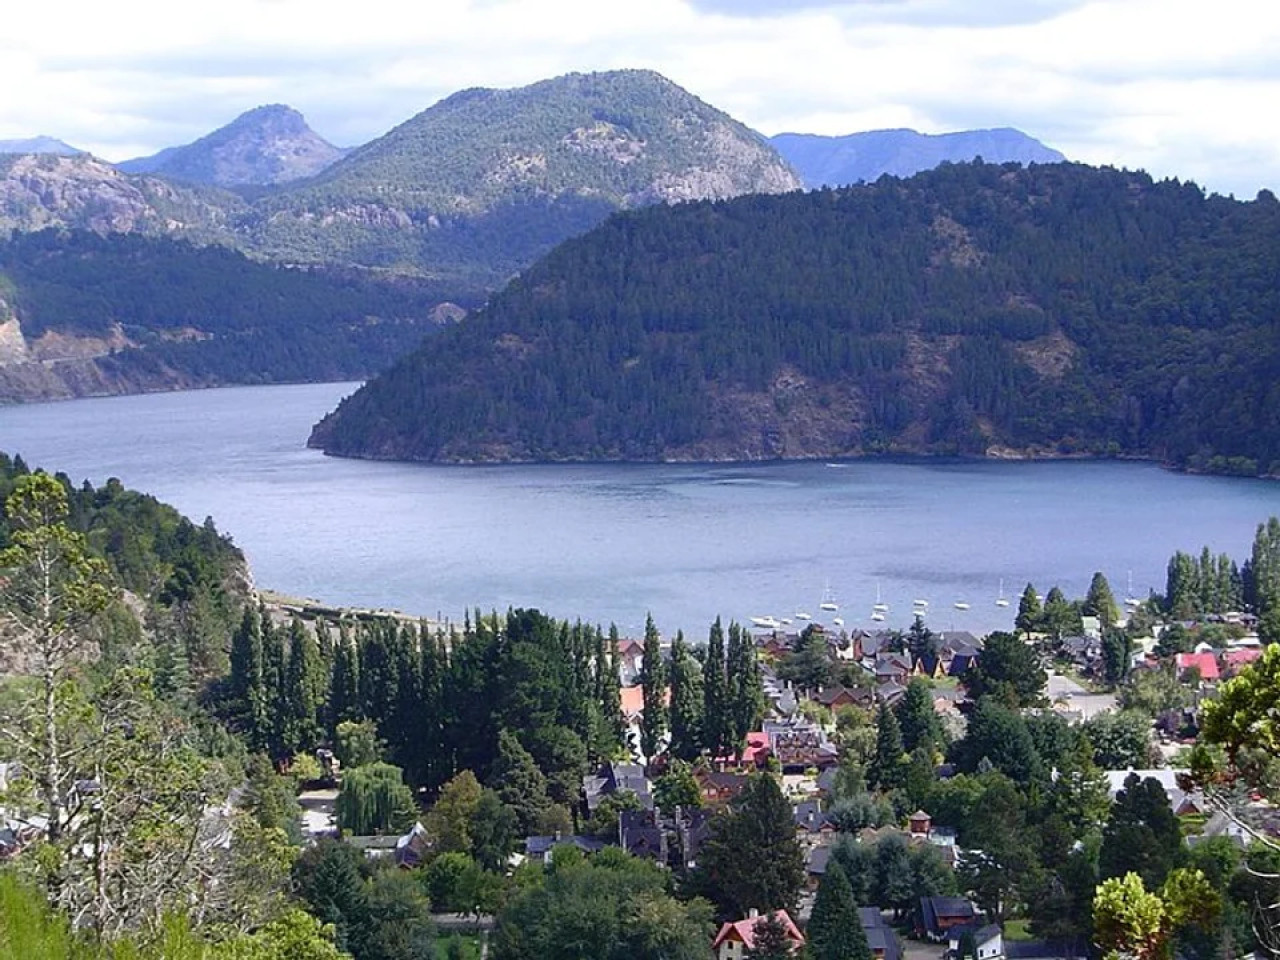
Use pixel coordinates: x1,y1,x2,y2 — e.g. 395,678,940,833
949,924,1003,948
524,834,607,857
1175,651,1220,681
920,896,977,935
712,910,805,951
620,685,645,717
1222,648,1262,671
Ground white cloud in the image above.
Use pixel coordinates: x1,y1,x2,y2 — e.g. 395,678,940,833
1,0,1278,196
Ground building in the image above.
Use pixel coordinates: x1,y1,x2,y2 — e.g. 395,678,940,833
919,896,980,941
861,907,903,960
948,924,1005,960
712,909,805,959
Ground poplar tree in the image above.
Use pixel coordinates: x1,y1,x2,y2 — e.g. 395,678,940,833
727,621,764,755
702,616,729,759
667,630,704,761
229,604,266,742
597,624,626,753
283,618,323,755
639,614,667,760
329,625,361,732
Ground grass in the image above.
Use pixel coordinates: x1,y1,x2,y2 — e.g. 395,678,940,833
1004,919,1036,942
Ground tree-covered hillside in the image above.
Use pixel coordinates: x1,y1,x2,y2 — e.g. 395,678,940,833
309,161,1280,476
0,230,464,400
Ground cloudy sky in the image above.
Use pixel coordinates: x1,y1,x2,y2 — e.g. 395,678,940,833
3,0,1278,197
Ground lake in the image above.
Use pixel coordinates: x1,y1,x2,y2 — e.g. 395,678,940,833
2,382,1278,639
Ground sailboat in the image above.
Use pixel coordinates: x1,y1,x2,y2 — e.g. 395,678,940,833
832,616,845,627
819,581,839,612
1124,571,1141,607
953,600,971,611
995,578,1010,608
869,609,886,622
873,582,888,612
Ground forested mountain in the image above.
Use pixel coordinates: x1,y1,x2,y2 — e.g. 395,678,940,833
309,161,1280,477
244,69,801,287
0,230,462,400
0,136,83,156
0,71,799,296
770,127,1065,188
118,104,347,187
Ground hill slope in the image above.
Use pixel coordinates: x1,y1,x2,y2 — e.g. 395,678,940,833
244,69,800,286
308,162,1280,476
118,104,347,186
0,136,83,156
771,127,1064,188
0,230,460,401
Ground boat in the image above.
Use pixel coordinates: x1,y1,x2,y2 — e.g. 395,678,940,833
995,578,1010,608
870,610,886,622
1124,571,1141,607
832,616,845,627
794,611,812,621
750,615,782,630
953,601,971,611
872,581,888,612
913,598,929,609
819,580,839,612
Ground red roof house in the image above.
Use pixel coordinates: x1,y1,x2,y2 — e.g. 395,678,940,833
712,909,805,959
1175,652,1219,682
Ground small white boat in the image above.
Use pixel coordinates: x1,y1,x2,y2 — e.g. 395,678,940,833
870,610,886,622
1124,571,1140,607
953,601,971,611
872,581,888,612
819,580,839,612
913,598,929,609
795,611,812,621
995,578,1010,608
750,615,781,629
832,616,845,627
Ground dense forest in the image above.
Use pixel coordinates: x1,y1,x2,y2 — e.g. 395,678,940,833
0,230,465,399
310,161,1280,476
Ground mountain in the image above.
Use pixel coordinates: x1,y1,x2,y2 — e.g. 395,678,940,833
0,229,464,401
308,161,1280,478
235,69,802,287
0,136,83,156
770,127,1064,188
118,104,347,187
0,72,801,297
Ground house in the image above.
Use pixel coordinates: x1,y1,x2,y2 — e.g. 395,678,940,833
948,923,1005,960
393,821,431,869
806,844,833,889
876,681,907,707
674,807,713,869
619,808,668,862
712,909,805,959
1175,652,1220,683
1221,648,1263,676
815,686,873,711
616,637,645,685
696,769,750,807
908,810,932,838
1104,769,1203,816
918,896,979,941
763,717,839,772
861,908,903,960
874,653,913,685
793,799,834,842
524,833,607,864
583,761,652,813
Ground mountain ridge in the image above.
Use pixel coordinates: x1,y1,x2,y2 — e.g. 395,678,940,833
770,126,1065,188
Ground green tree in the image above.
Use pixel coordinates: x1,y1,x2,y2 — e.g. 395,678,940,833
1084,710,1153,769
703,617,730,759
1042,587,1083,641
639,614,667,760
955,697,1042,784
293,838,370,955
1016,583,1043,636
697,774,806,917
963,631,1046,707
1094,872,1168,960
1101,629,1134,688
336,719,384,769
0,472,112,842
1084,572,1120,629
425,770,483,854
489,730,552,836
469,788,519,872
1100,774,1184,889
668,631,704,761
868,703,906,791
654,759,702,811
743,913,798,960
337,762,417,836
895,677,943,755
727,621,765,756
809,862,868,960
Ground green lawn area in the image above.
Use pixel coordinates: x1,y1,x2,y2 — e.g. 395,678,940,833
1004,919,1035,942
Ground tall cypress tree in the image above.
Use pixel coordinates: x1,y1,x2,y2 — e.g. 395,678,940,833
1015,583,1042,636
668,630,704,762
727,621,763,756
639,614,668,761
702,617,729,759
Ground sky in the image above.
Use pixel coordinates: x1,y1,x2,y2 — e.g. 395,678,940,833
3,0,1279,198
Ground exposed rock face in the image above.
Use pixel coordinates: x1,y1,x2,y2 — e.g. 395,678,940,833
119,105,347,187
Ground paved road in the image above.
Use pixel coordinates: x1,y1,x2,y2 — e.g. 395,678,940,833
1046,669,1117,719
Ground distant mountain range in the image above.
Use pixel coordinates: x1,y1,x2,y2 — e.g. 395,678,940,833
0,136,82,156
770,127,1064,188
308,162,1280,478
117,104,348,187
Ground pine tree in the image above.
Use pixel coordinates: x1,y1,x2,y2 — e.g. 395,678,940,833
1083,572,1119,629
895,677,941,755
489,730,551,836
868,703,906,791
1015,583,1042,636
668,630,704,762
229,605,267,747
808,861,872,960
703,616,729,759
639,614,667,760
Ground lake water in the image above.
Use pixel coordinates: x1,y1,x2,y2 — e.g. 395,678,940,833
2,382,1278,639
